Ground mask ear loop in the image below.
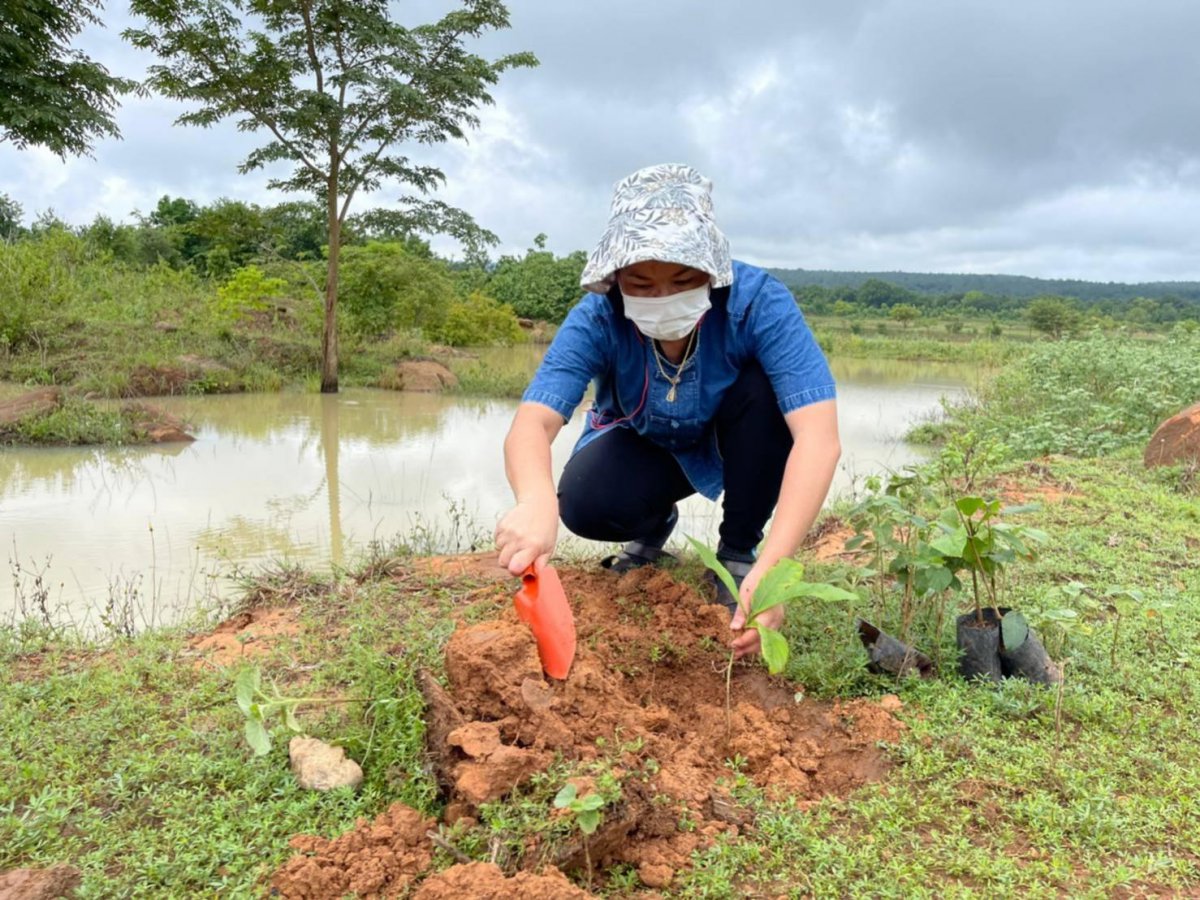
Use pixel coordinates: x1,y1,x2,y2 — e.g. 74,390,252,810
587,328,649,431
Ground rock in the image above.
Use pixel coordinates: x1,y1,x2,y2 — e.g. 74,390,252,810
1144,401,1200,467
0,388,63,428
289,736,363,791
0,865,82,899
120,402,195,443
389,360,459,392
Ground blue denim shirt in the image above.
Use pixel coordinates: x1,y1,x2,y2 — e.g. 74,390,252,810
522,260,836,500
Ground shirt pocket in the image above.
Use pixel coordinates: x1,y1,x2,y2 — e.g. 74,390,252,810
648,411,707,449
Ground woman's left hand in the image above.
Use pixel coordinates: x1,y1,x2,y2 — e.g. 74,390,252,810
728,561,785,659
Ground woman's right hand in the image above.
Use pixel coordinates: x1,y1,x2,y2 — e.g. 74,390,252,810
495,492,559,575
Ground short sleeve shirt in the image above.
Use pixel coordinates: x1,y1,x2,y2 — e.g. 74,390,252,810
522,260,836,499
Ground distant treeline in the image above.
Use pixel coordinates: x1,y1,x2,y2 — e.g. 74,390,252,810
769,267,1200,302
771,269,1200,325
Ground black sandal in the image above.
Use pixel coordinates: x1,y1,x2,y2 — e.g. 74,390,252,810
600,541,678,573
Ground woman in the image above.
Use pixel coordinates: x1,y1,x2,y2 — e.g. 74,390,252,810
495,164,840,659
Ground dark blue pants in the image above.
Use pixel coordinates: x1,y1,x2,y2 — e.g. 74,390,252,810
557,362,793,555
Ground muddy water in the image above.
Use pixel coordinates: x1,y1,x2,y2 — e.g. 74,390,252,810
0,357,974,626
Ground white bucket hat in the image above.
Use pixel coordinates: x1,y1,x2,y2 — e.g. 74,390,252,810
579,163,733,295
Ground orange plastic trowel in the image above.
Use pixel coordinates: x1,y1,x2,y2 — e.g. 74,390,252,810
514,562,576,679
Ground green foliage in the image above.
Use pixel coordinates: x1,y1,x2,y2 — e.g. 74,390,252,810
433,291,524,347
0,0,136,157
0,194,23,241
949,332,1200,458
487,239,586,323
1027,295,1078,339
888,302,921,327
235,665,393,756
688,537,856,677
553,783,605,836
0,396,134,446
213,265,288,323
339,243,456,339
932,495,1048,621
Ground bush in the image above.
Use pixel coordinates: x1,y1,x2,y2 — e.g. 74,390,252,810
952,331,1200,457
433,292,524,346
339,242,456,338
213,265,288,323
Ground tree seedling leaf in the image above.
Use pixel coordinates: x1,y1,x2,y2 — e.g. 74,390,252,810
577,809,601,835
235,668,257,715
244,717,271,756
687,536,739,605
956,496,987,517
283,704,301,734
755,625,790,676
1001,610,1029,651
930,529,967,557
553,784,577,808
794,582,859,603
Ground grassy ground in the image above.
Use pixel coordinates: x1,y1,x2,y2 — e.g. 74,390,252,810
2,450,1197,897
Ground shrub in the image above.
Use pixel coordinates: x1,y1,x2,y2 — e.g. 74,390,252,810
213,265,288,323
433,291,524,346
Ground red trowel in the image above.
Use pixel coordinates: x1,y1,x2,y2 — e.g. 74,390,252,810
514,561,576,679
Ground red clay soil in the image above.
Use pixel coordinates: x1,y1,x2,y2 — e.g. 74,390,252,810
412,862,592,899
272,564,904,896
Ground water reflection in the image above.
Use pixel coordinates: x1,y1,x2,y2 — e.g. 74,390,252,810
1,359,971,621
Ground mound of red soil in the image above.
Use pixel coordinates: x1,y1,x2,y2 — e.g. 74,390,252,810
412,862,591,899
273,564,903,895
271,803,435,898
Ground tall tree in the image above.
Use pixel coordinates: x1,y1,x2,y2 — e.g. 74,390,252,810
0,0,135,156
126,0,536,391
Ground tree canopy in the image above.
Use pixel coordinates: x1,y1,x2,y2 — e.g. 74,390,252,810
0,0,135,157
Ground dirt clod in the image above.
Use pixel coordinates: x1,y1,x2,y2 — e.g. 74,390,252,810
271,803,435,899
0,865,81,899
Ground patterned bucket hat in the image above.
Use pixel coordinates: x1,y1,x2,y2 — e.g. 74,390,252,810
580,163,733,294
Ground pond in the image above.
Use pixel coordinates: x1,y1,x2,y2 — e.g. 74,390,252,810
0,357,976,628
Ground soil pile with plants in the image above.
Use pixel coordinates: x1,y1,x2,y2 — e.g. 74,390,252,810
272,566,903,896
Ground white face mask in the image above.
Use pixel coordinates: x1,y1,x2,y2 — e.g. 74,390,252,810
622,283,712,341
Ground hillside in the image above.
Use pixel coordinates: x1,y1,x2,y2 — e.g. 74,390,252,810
767,267,1200,301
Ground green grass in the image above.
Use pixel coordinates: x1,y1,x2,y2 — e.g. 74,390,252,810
0,560,484,897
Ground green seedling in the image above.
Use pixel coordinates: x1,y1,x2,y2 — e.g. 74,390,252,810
1104,587,1173,668
234,666,384,756
930,496,1048,628
688,537,857,735
553,783,605,886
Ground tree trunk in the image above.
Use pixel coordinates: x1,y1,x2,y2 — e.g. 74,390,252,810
320,175,341,393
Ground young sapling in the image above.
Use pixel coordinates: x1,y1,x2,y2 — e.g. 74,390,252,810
688,537,857,734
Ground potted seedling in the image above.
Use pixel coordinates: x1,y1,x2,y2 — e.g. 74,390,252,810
688,537,858,734
930,496,1059,684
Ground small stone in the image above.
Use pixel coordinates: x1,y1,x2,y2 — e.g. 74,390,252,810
879,694,904,712
289,736,363,791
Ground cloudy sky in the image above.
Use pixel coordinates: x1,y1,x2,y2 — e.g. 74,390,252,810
4,0,1200,282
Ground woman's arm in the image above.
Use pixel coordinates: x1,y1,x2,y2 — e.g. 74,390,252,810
496,402,566,575
730,398,841,658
